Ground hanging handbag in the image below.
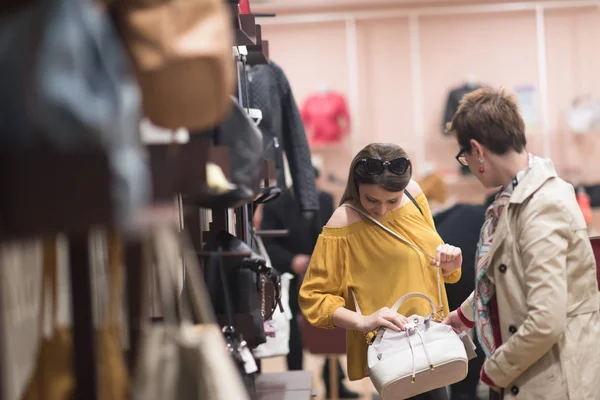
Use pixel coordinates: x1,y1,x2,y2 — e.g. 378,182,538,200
22,232,130,400
21,237,73,400
131,225,250,400
117,0,235,131
252,234,292,359
209,250,260,400
0,0,151,230
203,231,282,349
342,202,469,399
194,97,264,209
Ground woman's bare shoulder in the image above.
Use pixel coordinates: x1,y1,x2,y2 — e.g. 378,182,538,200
405,180,423,197
326,205,364,228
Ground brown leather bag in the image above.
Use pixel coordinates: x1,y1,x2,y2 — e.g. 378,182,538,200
22,233,129,400
118,0,235,130
97,231,129,400
22,237,73,400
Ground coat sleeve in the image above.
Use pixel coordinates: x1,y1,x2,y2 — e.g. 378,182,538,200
298,234,347,329
484,196,571,388
459,291,476,321
260,202,297,275
271,62,319,212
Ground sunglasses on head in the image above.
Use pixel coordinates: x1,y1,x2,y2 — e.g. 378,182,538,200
357,157,411,175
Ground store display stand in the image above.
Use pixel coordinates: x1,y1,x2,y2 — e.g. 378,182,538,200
0,3,314,400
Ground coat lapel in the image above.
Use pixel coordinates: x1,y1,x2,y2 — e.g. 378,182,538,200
485,159,557,269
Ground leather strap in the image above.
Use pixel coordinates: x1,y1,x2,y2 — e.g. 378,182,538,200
343,202,444,319
341,203,435,260
404,190,424,216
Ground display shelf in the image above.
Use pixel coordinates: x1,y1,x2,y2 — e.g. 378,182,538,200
0,148,111,240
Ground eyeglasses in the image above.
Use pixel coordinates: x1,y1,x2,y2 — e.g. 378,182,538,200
357,157,411,175
455,148,468,167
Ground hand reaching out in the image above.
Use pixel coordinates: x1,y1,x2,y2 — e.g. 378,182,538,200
431,244,462,275
442,309,472,334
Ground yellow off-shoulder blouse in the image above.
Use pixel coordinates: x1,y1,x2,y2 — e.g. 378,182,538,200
298,192,461,381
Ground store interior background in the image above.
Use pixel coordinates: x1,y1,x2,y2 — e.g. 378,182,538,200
253,0,600,397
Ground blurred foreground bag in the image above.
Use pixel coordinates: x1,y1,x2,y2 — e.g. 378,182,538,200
0,0,151,230
119,0,235,130
131,226,250,400
22,233,129,400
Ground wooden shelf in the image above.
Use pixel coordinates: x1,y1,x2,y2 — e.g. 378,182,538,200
0,148,111,240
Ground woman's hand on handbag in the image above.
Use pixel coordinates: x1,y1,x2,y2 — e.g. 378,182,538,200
442,310,471,333
432,244,462,275
357,307,409,334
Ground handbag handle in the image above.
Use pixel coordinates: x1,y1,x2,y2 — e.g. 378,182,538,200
351,292,435,317
342,200,444,320
390,293,435,315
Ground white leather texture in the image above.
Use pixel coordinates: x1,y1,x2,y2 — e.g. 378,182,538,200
367,313,468,399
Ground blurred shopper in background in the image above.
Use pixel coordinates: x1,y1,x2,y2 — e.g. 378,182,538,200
260,166,360,399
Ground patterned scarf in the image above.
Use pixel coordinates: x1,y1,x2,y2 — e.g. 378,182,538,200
474,153,539,357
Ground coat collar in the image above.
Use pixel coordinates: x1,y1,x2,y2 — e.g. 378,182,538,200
486,158,556,266
509,158,557,205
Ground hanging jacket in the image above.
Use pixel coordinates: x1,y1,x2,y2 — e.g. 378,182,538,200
443,84,481,134
247,61,318,212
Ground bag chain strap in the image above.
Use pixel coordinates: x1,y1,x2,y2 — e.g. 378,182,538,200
341,203,446,338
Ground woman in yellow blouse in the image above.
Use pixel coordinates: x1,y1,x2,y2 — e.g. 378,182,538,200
299,143,462,400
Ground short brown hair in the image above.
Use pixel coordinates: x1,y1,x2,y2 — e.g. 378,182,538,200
340,143,411,206
446,87,526,154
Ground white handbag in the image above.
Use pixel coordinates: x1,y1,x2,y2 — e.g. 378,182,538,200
354,292,468,399
342,203,469,399
252,272,293,358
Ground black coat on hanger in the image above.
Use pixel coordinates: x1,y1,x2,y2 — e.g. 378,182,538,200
245,61,319,212
442,83,482,134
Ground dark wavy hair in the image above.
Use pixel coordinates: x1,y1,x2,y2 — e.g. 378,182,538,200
340,143,412,206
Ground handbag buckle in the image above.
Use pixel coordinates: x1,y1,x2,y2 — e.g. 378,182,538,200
365,329,379,345
431,310,445,323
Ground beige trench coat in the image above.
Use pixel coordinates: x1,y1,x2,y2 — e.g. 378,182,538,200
460,159,600,400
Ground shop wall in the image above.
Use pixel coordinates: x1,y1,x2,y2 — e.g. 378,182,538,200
261,3,600,201
261,22,353,201
419,10,540,174
544,6,600,184
355,18,413,150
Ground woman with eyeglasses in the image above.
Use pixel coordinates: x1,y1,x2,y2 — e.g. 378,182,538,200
299,142,462,400
442,87,600,400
